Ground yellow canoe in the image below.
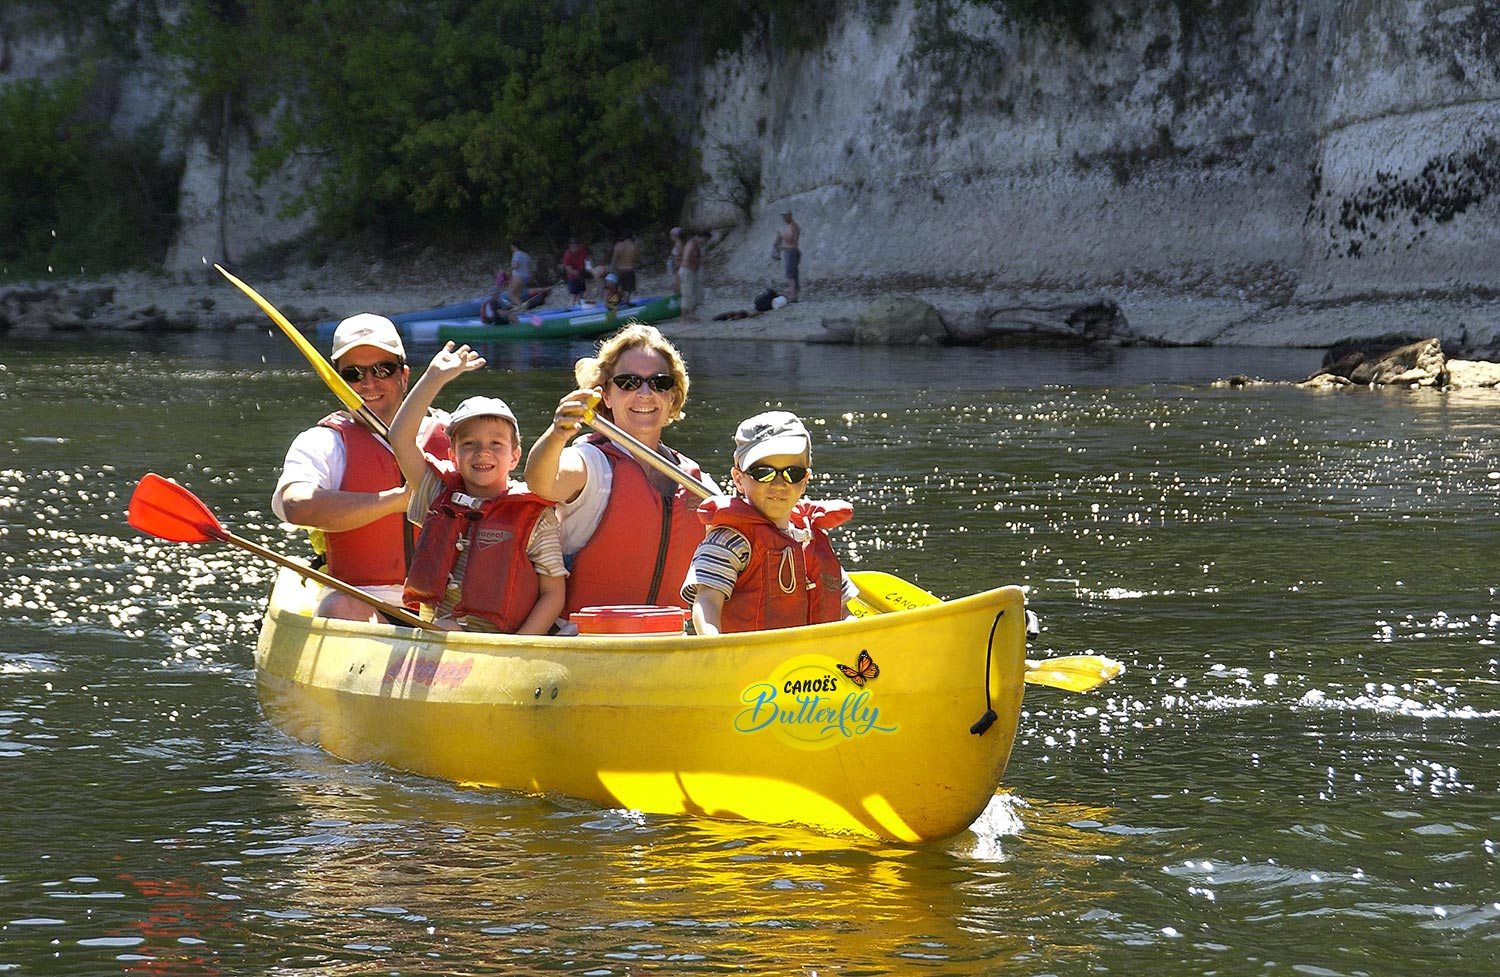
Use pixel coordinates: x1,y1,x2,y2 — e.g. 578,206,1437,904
255,567,1028,843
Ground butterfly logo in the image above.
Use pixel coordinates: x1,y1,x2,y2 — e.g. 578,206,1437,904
837,650,880,687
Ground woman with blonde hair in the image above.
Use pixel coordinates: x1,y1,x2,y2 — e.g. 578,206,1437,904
525,324,719,620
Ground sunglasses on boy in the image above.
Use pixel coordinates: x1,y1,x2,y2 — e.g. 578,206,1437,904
610,372,676,393
743,463,810,484
338,360,403,384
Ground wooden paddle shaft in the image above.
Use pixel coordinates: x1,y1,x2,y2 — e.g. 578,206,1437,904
583,411,714,500
224,530,438,631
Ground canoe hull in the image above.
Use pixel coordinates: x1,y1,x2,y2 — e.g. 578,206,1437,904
255,568,1027,842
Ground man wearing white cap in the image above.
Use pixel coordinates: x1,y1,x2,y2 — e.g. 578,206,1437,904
271,313,449,621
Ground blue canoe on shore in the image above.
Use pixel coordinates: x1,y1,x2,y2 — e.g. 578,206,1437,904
315,294,680,344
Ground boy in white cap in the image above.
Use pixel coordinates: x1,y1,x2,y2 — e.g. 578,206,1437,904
682,410,857,635
271,313,449,622
389,342,566,633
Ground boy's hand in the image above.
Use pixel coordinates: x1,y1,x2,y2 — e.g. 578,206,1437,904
551,387,603,436
426,341,486,381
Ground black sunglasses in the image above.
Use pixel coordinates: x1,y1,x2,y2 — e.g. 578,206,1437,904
611,372,676,393
744,464,809,484
338,360,403,384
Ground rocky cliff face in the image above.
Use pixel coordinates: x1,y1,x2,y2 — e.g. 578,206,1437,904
10,1,1500,345
686,0,1500,344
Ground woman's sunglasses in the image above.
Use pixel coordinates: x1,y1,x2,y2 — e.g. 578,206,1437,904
338,361,403,383
743,464,809,484
611,373,676,393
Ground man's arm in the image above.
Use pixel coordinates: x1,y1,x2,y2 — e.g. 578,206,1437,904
275,480,410,532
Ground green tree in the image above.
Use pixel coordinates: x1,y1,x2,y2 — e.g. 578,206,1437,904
0,71,179,278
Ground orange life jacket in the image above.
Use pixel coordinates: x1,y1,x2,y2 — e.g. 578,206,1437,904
697,496,852,633
402,475,552,633
317,412,450,587
563,436,706,615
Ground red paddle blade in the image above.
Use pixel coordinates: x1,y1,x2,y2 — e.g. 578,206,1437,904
127,473,228,544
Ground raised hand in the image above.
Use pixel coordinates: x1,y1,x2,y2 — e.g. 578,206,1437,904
426,341,487,381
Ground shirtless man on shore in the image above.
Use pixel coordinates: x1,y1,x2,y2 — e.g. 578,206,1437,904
775,211,801,302
679,230,704,321
610,232,639,303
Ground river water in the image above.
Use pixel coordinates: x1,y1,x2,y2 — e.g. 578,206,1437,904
2,331,1496,975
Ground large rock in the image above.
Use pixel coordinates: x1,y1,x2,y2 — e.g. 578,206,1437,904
1302,336,1447,387
1446,359,1500,389
851,296,948,345
950,299,1133,345
1350,338,1446,386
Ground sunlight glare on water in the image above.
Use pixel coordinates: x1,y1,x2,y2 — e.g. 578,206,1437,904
1,337,1497,974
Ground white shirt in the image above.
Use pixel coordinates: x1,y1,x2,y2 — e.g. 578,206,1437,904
271,426,350,523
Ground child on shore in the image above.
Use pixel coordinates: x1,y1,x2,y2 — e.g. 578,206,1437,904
389,342,566,633
682,410,857,635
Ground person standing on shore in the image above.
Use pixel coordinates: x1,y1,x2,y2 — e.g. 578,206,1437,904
270,314,449,621
667,226,684,294
610,231,639,303
775,211,801,303
508,241,532,307
560,237,590,307
679,230,705,321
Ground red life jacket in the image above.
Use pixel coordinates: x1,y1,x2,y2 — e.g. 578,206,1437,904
317,412,450,586
697,496,852,633
403,475,553,633
563,436,707,615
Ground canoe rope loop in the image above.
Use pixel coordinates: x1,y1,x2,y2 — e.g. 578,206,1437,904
969,609,1004,736
777,547,797,594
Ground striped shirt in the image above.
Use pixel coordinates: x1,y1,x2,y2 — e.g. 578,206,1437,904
681,523,858,607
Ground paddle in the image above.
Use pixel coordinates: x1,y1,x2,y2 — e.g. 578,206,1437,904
127,473,437,631
214,263,391,441
848,571,1124,693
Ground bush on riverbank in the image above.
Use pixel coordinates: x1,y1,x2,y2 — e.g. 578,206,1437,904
0,70,181,280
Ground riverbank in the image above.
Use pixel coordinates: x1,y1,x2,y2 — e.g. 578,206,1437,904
8,246,1500,355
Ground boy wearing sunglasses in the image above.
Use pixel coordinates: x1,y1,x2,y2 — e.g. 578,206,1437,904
683,411,857,636
389,342,567,634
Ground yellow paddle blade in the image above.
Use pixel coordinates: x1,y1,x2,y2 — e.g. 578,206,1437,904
1022,655,1125,693
846,570,939,612
847,571,1123,692
216,264,387,437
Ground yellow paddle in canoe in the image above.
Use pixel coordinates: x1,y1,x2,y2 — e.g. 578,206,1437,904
215,263,391,441
848,570,1124,693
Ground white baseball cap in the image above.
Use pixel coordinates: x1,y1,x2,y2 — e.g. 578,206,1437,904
330,313,405,363
446,396,520,440
734,410,811,469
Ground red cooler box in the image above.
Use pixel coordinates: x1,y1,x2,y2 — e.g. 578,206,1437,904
570,605,690,635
